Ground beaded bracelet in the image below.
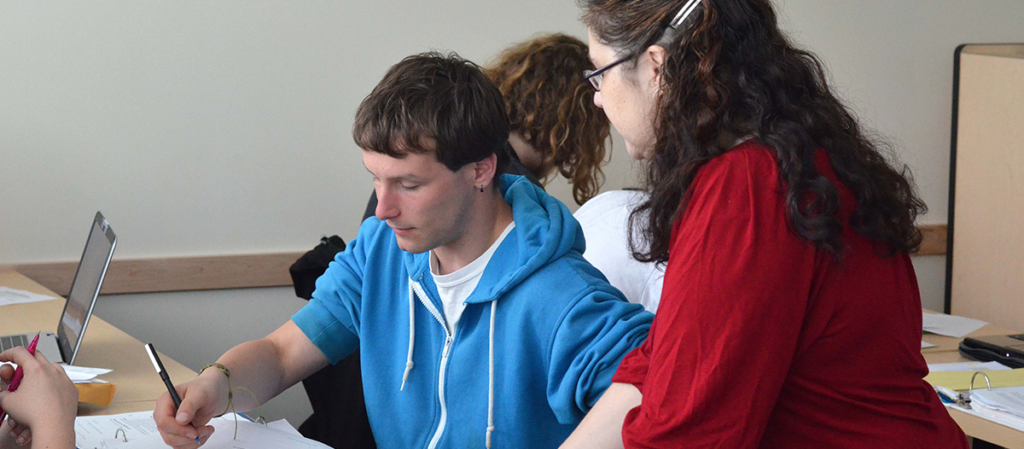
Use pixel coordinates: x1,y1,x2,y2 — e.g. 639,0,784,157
199,363,266,439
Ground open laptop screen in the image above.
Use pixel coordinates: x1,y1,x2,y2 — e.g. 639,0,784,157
58,212,116,364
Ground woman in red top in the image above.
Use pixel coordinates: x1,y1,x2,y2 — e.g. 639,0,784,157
561,0,969,448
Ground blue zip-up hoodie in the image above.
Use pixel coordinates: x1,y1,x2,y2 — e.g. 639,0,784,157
293,174,652,448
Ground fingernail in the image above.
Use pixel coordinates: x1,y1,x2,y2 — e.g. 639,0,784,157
186,430,197,439
5,418,13,428
176,412,190,423
16,437,24,445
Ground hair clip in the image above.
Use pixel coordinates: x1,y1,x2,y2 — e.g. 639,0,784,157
669,0,702,29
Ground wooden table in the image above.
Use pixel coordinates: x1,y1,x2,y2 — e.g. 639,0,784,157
0,269,195,415
923,313,1024,448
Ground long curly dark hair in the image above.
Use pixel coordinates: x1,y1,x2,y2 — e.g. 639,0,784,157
581,0,926,263
487,33,612,205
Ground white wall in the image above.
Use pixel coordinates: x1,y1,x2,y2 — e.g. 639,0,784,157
4,1,1021,259
4,0,1023,427
0,0,597,263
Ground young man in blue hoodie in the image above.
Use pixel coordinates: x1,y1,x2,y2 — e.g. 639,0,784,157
154,52,652,449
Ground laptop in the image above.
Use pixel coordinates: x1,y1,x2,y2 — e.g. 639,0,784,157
960,333,1024,369
0,212,116,365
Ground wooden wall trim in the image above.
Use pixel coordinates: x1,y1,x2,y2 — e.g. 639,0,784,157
915,224,948,256
5,223,948,296
6,252,304,297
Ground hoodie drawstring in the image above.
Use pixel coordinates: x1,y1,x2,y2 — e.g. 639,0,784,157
401,282,415,391
486,298,498,448
402,280,499,447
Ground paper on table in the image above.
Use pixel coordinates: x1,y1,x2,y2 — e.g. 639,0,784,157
944,401,1024,432
267,418,301,436
75,411,160,449
118,417,330,449
0,286,56,307
922,340,936,349
922,312,988,338
929,361,1011,372
0,363,111,384
972,387,1024,420
215,414,300,435
75,412,321,449
64,365,113,383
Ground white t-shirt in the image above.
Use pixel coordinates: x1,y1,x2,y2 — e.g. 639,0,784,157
574,190,664,313
430,222,516,332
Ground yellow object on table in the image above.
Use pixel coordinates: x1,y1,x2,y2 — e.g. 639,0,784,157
925,368,1024,391
76,383,117,407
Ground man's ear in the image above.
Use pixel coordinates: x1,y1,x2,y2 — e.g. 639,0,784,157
471,153,499,189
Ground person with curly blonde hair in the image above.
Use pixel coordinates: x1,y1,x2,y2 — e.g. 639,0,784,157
489,33,612,205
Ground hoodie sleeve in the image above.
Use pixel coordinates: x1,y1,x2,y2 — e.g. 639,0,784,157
546,282,653,424
292,218,382,364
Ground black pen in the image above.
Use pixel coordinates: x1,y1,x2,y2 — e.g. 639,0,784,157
145,343,202,444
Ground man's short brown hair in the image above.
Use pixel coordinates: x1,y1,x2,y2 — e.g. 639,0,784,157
353,52,511,173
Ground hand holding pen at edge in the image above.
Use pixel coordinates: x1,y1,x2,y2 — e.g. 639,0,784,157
0,333,38,422
0,335,78,449
147,343,219,448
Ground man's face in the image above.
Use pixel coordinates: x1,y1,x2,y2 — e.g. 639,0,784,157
363,148,477,254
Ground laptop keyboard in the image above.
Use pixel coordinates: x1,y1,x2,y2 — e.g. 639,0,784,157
0,335,30,352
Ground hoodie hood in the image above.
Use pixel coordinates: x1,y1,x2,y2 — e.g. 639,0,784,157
402,174,586,305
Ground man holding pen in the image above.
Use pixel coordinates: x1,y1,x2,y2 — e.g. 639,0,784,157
153,52,651,448
0,345,79,449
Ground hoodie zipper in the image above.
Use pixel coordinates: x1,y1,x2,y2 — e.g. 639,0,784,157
411,280,455,449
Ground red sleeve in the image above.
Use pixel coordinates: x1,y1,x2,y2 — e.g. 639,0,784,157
612,319,656,391
621,148,819,448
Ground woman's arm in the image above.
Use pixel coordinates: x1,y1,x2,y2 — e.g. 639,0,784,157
561,383,642,449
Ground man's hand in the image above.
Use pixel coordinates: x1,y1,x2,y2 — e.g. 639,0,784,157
153,320,330,448
153,368,229,448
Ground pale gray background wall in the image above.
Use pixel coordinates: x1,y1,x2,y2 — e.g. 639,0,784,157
3,0,1023,426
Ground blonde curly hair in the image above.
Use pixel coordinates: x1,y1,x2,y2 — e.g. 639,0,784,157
487,33,612,205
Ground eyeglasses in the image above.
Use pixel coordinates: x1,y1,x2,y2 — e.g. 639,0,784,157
583,0,704,92
583,52,633,91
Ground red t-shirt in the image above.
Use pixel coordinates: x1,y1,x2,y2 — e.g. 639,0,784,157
613,142,967,448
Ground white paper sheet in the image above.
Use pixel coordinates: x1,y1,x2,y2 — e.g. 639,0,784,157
118,418,329,449
75,413,320,449
928,361,1011,372
922,340,936,349
64,366,113,383
972,387,1024,420
0,286,56,307
75,411,160,449
0,364,111,385
943,401,1024,432
922,312,988,338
